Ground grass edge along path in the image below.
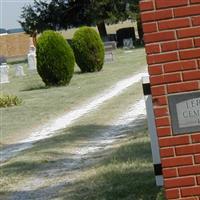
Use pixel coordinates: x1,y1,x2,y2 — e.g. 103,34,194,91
0,95,165,199
54,129,164,200
0,122,164,200
0,72,147,163
1,48,147,144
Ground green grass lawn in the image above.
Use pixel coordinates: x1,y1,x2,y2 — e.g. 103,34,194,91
0,48,146,145
0,46,166,199
60,129,161,200
0,126,164,199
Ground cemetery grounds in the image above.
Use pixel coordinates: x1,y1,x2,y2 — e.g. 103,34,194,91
0,48,163,199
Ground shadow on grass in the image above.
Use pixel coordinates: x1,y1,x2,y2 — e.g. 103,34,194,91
63,170,159,200
74,71,82,75
1,116,146,167
0,169,159,200
73,70,104,75
118,45,145,51
0,125,160,200
1,136,151,177
1,115,146,155
59,132,160,200
21,85,49,92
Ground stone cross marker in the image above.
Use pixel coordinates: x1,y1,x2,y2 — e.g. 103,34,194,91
0,63,9,84
27,45,37,70
15,65,25,77
123,38,134,50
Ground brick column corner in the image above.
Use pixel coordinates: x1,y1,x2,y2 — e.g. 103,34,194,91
140,0,200,199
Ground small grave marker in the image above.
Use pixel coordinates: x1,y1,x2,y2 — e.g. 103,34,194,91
15,65,25,77
0,63,9,83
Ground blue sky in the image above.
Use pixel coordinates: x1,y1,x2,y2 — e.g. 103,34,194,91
0,0,34,29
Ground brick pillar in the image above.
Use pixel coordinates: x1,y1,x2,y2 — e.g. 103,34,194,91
139,0,200,199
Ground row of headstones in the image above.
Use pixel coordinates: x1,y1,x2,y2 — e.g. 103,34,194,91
0,39,134,83
0,46,37,84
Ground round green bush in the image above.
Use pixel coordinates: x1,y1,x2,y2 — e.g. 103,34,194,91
72,27,105,73
36,30,75,86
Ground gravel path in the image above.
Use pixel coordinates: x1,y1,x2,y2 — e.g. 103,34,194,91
0,72,147,163
6,99,146,200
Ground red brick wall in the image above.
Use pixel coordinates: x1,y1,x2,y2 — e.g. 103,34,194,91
140,0,200,199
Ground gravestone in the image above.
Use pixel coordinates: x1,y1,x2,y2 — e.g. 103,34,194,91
104,42,116,63
123,38,134,50
15,65,25,77
104,41,117,50
27,45,37,70
104,45,114,63
116,27,136,47
0,63,9,83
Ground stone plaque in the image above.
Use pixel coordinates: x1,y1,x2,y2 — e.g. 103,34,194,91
168,92,200,135
27,45,37,70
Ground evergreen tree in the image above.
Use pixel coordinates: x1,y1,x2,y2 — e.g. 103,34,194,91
19,0,141,41
66,0,141,40
19,0,69,44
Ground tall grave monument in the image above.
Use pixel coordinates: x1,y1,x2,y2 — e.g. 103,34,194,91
27,45,37,70
140,0,200,199
0,63,9,84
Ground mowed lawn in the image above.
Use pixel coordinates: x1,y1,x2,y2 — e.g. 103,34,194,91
60,129,162,200
1,48,146,145
0,127,163,199
0,46,166,199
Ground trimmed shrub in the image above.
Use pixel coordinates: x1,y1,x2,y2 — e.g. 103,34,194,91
36,30,75,86
72,27,105,73
0,94,22,108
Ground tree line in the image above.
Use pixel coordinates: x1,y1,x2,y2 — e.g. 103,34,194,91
19,0,142,44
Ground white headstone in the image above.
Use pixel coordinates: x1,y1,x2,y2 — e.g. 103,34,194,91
105,52,114,63
104,45,114,63
0,63,9,83
123,38,134,50
2,63,9,69
15,65,25,76
28,45,37,70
